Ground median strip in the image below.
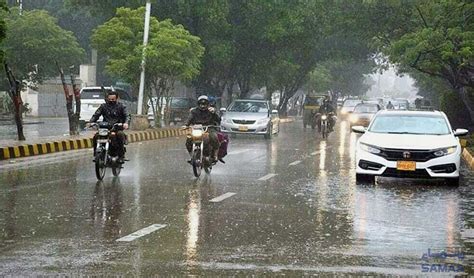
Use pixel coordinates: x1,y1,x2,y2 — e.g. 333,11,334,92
0,128,188,161
289,160,302,166
116,224,167,242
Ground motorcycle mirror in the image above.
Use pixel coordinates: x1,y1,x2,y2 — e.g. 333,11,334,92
220,107,227,113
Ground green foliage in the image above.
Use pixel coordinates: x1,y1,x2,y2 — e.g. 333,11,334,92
0,1,7,62
1,8,85,82
439,90,470,127
91,7,204,113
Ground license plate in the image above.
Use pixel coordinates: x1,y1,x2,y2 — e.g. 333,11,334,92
97,139,108,143
174,117,182,121
397,161,416,171
238,125,248,131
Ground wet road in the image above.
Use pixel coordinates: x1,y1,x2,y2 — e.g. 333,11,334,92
1,120,473,276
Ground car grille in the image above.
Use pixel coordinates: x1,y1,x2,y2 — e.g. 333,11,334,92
231,128,256,132
382,168,431,178
376,148,436,162
233,119,256,125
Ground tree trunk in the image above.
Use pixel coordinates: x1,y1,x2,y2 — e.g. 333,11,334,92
278,95,289,117
70,74,81,135
4,63,25,141
458,87,474,124
56,62,78,135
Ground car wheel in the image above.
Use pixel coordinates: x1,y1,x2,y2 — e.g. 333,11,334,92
445,177,460,186
264,124,273,139
356,173,375,184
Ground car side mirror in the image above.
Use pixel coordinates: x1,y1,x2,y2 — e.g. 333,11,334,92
453,128,468,137
351,126,366,134
220,108,227,113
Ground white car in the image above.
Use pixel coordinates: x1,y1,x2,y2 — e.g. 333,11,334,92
220,99,280,139
352,110,468,185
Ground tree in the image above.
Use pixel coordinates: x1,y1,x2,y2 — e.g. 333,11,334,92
0,1,6,62
367,0,474,122
1,8,85,83
91,7,204,125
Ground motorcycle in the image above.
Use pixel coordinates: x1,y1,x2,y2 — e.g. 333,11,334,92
317,112,335,139
90,122,126,180
186,125,221,177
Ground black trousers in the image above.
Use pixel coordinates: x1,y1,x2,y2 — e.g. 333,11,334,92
93,131,126,157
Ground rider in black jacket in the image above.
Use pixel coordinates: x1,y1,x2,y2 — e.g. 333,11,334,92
88,90,130,163
185,95,221,162
318,96,336,131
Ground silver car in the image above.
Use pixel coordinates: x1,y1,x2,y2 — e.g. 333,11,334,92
220,99,280,139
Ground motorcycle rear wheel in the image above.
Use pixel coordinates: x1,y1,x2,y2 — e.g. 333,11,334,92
95,153,106,180
192,149,202,177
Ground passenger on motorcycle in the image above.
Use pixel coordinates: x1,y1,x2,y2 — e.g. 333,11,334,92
87,90,130,163
184,95,221,162
318,96,336,132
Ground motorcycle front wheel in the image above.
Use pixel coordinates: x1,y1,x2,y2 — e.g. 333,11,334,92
112,164,121,176
95,152,106,180
321,124,327,139
192,149,202,177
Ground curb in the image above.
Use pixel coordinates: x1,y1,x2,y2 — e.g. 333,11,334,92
462,148,474,170
0,128,188,161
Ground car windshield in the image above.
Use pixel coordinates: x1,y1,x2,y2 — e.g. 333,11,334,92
228,101,268,113
369,115,450,135
354,104,379,113
304,97,322,106
170,98,192,108
81,89,105,99
343,100,361,107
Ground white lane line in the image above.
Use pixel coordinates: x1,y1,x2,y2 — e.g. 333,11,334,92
209,192,237,203
258,173,278,181
289,160,302,166
116,224,167,242
311,146,332,156
311,151,321,156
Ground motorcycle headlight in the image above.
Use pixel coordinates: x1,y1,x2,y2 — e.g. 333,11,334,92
192,129,203,137
433,146,457,157
98,129,109,136
321,115,327,120
257,118,269,125
360,143,381,154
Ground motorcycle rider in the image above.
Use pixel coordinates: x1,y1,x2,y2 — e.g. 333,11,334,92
318,96,336,132
184,95,221,162
87,90,129,163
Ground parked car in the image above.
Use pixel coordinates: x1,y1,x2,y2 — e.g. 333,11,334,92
352,110,468,185
147,97,195,125
220,99,279,139
340,98,362,117
79,86,136,127
349,103,382,128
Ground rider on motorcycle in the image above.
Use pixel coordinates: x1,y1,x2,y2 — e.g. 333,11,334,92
185,95,221,162
318,96,336,132
88,90,129,163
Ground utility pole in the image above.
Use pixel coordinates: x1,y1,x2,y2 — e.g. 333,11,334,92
137,1,151,115
17,0,22,15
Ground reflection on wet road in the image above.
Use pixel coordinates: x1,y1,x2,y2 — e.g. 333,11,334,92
0,119,473,276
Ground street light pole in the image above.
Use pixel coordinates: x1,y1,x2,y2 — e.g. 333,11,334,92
137,1,151,115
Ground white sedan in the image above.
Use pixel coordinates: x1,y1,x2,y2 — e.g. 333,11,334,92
352,110,468,185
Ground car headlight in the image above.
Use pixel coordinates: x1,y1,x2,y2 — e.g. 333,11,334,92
433,146,457,157
223,118,233,124
360,143,381,154
257,118,269,125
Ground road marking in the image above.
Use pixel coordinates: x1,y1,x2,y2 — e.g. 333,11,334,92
116,224,167,242
311,146,332,156
289,160,302,166
209,192,237,203
258,173,278,181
